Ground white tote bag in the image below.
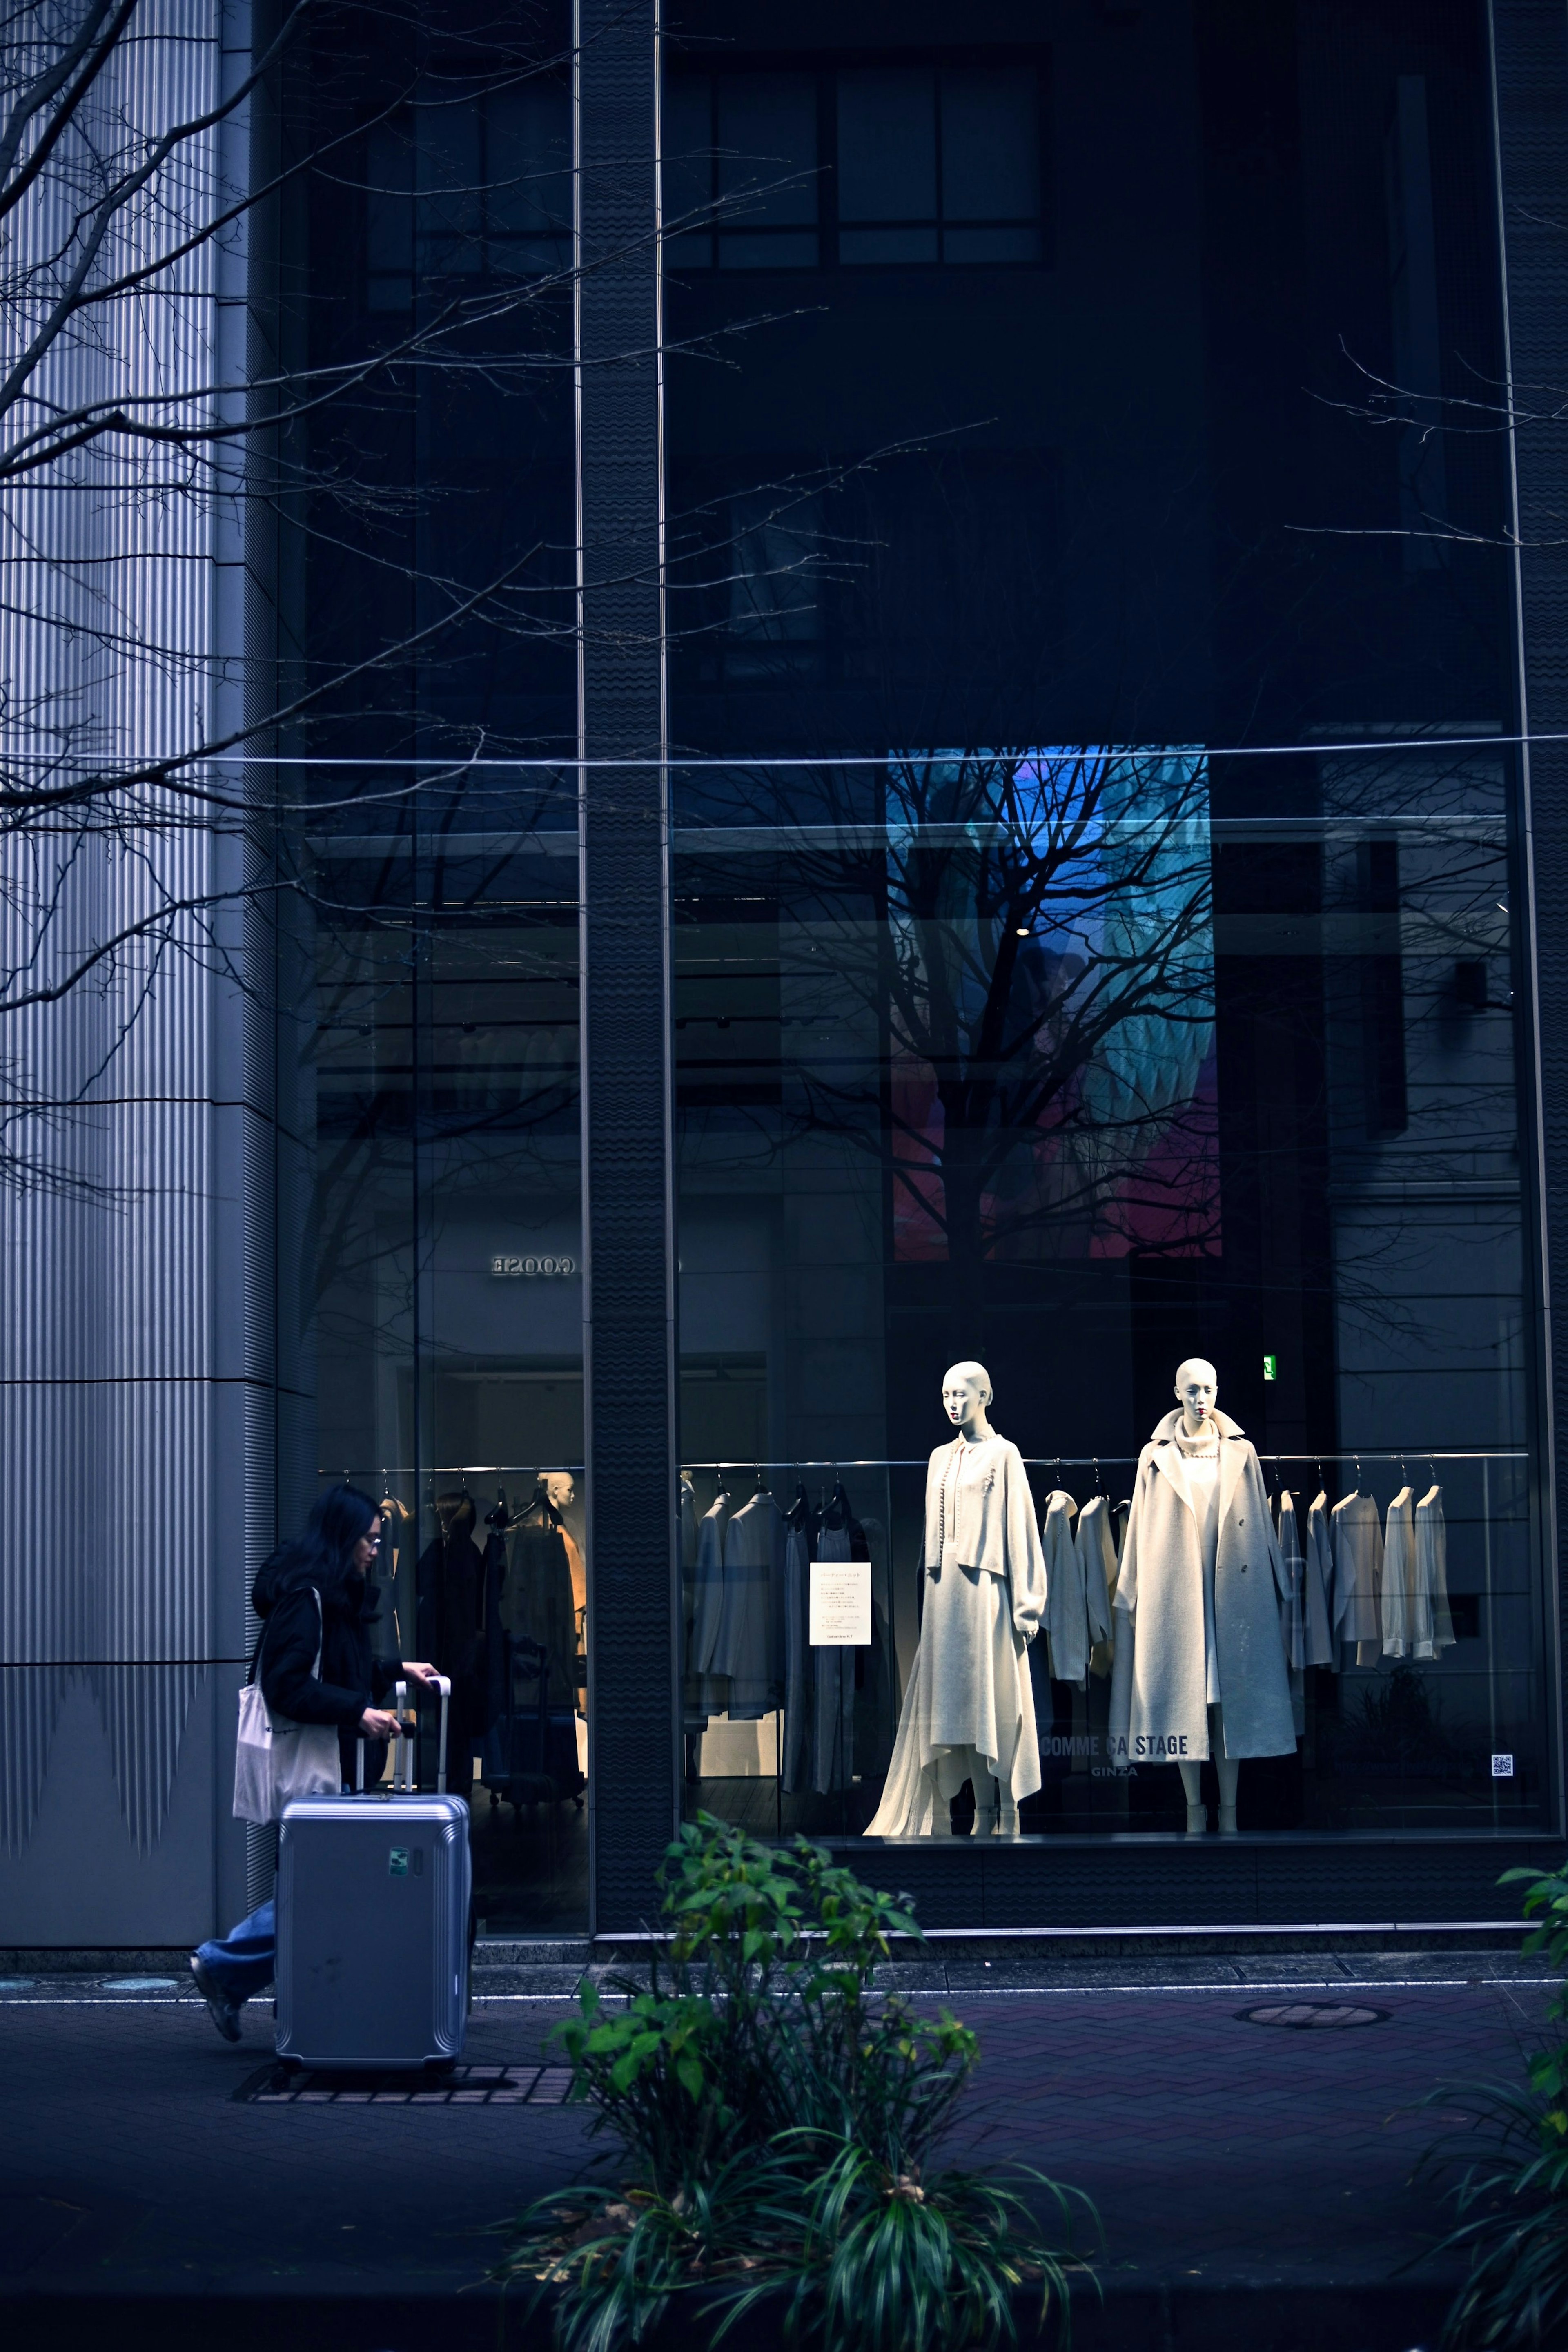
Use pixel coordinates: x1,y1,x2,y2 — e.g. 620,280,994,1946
233,1588,344,1822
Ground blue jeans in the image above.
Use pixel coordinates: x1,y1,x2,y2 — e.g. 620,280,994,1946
195,1898,275,2005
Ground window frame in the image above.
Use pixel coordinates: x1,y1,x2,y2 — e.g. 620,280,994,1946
662,46,1053,275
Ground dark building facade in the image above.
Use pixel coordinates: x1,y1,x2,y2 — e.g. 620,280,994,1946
7,0,1568,1947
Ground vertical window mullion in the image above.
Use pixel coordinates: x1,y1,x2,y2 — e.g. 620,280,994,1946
822,69,838,268
933,66,944,263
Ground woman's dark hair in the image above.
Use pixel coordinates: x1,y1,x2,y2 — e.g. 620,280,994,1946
251,1484,379,1616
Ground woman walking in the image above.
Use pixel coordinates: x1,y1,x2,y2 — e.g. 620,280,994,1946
189,1485,440,2040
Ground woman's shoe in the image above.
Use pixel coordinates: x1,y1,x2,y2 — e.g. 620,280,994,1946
189,1953,241,2042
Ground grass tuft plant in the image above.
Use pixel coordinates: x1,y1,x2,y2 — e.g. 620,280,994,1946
501,1814,1092,2349
1419,1858,1568,2348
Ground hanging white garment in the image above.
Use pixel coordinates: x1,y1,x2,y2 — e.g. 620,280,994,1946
1331,1491,1383,1667
1076,1495,1117,1678
1277,1492,1307,1670
1041,1489,1085,1686
1303,1493,1336,1668
1414,1486,1456,1659
715,1489,786,1719
1381,1487,1417,1659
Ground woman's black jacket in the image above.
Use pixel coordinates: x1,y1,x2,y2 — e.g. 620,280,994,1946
253,1559,398,1733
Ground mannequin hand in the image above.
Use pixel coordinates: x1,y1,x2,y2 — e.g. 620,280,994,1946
400,1661,441,1690
359,1707,401,1739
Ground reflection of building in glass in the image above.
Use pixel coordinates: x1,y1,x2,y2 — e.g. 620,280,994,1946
2,0,1565,1948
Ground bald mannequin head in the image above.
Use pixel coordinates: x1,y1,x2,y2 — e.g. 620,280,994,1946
1174,1358,1218,1438
942,1360,995,1441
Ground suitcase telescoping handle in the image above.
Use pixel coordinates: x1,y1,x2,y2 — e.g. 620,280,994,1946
392,1682,414,1792
431,1673,451,1793
353,1682,421,1794
352,1675,451,1794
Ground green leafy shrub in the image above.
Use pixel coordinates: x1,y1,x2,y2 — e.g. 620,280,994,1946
1421,1859,1568,2347
501,1815,1091,2351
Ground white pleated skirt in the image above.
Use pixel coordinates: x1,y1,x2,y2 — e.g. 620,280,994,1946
865,1548,1040,1836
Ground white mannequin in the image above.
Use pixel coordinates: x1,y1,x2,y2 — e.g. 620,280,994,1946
940,1362,1012,1835
1172,1358,1241,1837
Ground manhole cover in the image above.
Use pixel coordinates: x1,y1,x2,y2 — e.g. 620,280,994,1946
1239,2002,1390,2029
234,2061,574,2105
100,1976,179,1991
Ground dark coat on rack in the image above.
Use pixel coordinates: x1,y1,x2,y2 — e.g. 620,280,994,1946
502,1490,579,1709
416,1501,486,1784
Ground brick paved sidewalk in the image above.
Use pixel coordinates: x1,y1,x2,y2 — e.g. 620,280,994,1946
0,1960,1553,2345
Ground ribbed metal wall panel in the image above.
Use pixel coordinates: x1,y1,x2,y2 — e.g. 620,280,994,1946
0,0,270,1885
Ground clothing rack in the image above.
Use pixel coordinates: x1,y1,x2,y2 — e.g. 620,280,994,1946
679,1451,1527,1470
355,1449,588,1467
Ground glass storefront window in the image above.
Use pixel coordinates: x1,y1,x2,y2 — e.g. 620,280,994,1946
674,743,1545,1841
299,772,587,1928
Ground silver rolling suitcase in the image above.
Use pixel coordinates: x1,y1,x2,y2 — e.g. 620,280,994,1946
275,1676,471,2068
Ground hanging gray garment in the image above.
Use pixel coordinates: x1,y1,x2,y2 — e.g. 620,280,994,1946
1041,1490,1086,1686
781,1517,814,1792
813,1526,858,1792
1381,1489,1417,1660
715,1491,786,1719
1076,1495,1116,1673
689,1496,731,1714
680,1479,699,1570
1331,1491,1383,1666
1303,1495,1336,1668
1414,1488,1455,1658
1277,1492,1307,1671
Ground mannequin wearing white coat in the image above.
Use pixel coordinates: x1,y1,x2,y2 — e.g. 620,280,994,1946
1171,1363,1237,1833
866,1362,1045,1839
1108,1359,1296,1836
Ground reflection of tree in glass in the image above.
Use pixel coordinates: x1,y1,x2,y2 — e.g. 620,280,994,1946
791,748,1219,1278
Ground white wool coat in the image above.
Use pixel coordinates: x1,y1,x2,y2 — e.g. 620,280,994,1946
1108,1409,1296,1763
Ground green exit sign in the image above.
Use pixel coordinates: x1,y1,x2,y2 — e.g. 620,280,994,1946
1262,1355,1278,1382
